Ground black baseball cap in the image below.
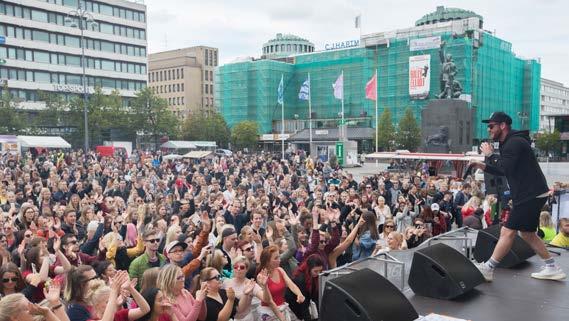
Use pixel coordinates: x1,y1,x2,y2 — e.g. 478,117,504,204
482,112,512,125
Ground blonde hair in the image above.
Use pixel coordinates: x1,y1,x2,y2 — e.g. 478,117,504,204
165,225,182,245
85,279,108,305
539,211,553,228
464,196,481,209
0,293,27,321
388,231,405,250
233,255,249,269
206,249,226,273
157,264,182,300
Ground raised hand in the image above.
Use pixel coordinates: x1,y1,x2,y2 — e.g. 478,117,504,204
256,269,269,287
296,293,305,304
196,282,208,301
243,279,255,296
43,279,62,304
226,287,236,301
53,236,61,252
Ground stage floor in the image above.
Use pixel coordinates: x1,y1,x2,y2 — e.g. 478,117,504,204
405,247,569,321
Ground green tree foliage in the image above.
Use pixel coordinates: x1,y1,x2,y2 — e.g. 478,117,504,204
231,121,259,151
535,130,561,156
0,85,26,134
375,107,395,151
67,88,127,147
181,112,230,148
129,87,180,148
395,107,422,151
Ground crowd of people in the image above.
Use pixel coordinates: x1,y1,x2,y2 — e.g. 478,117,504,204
0,148,565,321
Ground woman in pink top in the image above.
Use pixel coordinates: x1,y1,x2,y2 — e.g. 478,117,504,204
157,264,208,321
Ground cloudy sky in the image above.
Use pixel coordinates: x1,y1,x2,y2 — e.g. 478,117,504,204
145,0,569,85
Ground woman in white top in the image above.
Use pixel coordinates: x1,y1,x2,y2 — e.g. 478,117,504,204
374,196,392,231
223,256,268,321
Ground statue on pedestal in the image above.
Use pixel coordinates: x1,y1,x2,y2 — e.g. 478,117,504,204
438,41,462,99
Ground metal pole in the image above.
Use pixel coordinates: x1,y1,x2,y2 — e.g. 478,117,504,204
375,69,379,167
80,13,89,153
341,70,345,141
308,73,313,157
281,74,285,160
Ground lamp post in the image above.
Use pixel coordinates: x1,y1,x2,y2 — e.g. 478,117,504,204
65,5,98,153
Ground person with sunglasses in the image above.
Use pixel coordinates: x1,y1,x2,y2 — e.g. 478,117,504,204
469,111,566,281
199,267,257,321
0,263,25,299
157,264,207,321
224,256,269,321
129,229,166,289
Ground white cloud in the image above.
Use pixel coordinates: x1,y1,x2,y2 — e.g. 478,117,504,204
145,0,569,84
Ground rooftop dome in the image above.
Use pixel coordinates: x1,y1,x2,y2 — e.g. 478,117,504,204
262,33,315,58
415,6,483,27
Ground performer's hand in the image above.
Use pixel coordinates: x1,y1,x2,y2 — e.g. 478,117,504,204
480,142,494,157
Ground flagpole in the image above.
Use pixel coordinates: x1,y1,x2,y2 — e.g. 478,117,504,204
281,74,285,160
375,69,379,167
308,73,313,157
341,70,345,142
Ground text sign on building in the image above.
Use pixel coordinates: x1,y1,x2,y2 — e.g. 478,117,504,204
52,84,94,94
409,36,441,51
0,36,5,45
409,55,431,99
335,141,344,166
325,40,360,51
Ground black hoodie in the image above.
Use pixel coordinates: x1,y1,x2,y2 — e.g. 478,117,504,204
484,130,548,206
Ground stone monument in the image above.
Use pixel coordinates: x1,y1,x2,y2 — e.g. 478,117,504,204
422,100,473,153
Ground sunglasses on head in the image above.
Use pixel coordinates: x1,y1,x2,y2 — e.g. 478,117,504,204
146,238,160,244
2,278,18,283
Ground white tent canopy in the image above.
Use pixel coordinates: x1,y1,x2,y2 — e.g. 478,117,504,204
18,136,71,149
183,151,213,159
162,154,183,160
160,141,197,149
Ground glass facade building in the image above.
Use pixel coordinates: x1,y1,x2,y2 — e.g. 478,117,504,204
0,0,147,107
216,7,541,142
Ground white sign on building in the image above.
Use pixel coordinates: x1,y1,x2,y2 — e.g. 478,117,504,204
409,36,441,51
409,55,431,99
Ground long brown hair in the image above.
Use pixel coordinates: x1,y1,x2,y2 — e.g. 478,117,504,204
256,245,279,275
0,263,25,295
359,210,379,240
64,265,94,303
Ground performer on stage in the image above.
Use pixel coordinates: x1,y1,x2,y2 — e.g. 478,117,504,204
469,112,566,281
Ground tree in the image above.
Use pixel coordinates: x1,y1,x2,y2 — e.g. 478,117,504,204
0,85,26,134
395,107,422,151
231,121,258,151
535,130,561,157
129,87,180,149
375,107,396,151
67,88,128,147
181,111,230,148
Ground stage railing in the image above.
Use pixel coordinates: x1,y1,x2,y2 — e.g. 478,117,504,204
318,227,480,309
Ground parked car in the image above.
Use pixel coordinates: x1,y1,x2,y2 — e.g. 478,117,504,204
215,149,233,157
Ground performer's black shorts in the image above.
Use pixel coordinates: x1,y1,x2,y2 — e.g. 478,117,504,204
505,197,547,232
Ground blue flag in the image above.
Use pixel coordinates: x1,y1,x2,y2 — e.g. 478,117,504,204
299,77,310,101
277,75,284,105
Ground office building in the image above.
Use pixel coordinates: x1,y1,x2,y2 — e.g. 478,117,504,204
0,0,147,116
540,78,569,132
148,46,218,118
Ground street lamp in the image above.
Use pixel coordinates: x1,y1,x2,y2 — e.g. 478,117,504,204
65,5,98,153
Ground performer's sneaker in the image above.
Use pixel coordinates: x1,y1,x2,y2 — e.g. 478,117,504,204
531,266,567,281
475,262,494,282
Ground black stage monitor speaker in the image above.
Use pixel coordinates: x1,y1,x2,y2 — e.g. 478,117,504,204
321,268,418,321
408,243,485,300
474,224,535,268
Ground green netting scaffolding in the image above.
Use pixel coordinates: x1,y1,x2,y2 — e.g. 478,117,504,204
215,31,540,141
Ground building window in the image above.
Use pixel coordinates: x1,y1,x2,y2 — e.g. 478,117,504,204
205,49,209,66
181,83,184,91
205,71,208,81
181,68,184,79
205,84,209,94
